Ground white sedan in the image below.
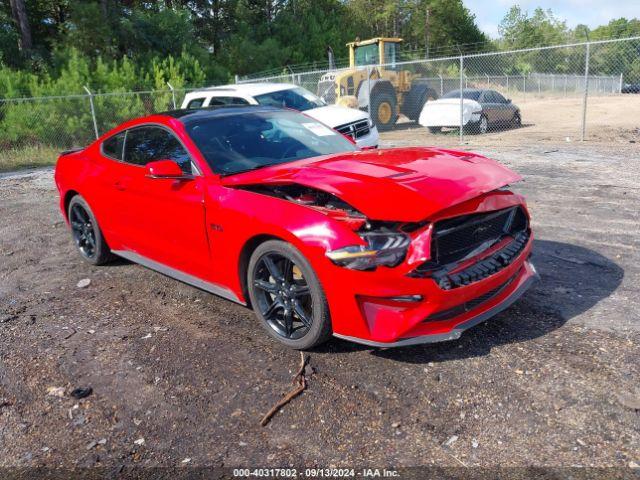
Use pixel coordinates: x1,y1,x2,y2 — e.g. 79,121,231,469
419,88,521,134
181,83,379,148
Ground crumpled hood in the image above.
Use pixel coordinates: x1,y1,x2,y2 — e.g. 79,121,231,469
221,147,522,222
419,99,482,127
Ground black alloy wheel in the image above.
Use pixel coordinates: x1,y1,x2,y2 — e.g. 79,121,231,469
67,195,115,265
247,240,331,349
253,252,313,340
70,202,97,260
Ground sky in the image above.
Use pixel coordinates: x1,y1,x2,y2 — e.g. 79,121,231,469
464,0,640,38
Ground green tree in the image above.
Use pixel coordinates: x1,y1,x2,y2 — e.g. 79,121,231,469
498,6,570,48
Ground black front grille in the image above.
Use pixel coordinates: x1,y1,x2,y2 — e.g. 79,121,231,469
335,119,371,140
425,272,518,322
432,207,528,266
443,230,529,288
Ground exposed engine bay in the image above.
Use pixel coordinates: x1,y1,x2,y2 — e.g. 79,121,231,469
237,183,424,234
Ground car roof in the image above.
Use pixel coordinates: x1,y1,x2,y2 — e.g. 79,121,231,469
186,82,298,98
160,104,287,124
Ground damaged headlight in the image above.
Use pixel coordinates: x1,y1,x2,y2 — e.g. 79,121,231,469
326,232,410,270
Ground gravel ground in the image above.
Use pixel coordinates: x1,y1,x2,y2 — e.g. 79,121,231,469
0,139,639,476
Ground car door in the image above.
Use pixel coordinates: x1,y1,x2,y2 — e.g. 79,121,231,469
91,130,139,246
118,125,212,280
492,91,513,122
479,90,499,125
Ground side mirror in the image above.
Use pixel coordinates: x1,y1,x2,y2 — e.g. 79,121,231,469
507,98,512,103
146,160,193,180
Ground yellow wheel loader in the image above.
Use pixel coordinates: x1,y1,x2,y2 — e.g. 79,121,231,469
318,38,438,131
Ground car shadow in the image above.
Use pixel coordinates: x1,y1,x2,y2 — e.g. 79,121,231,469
102,256,132,267
315,239,624,363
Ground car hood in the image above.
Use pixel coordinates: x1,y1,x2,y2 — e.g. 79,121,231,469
424,98,482,109
304,105,369,128
221,147,521,222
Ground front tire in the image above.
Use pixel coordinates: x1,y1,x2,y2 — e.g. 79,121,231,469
470,114,488,134
371,92,398,132
67,195,115,265
247,240,332,349
511,111,522,128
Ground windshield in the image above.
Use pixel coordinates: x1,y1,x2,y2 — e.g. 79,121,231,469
442,90,481,101
354,44,379,66
254,87,326,111
185,110,357,175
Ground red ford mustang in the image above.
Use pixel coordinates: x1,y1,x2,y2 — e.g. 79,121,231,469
55,106,538,349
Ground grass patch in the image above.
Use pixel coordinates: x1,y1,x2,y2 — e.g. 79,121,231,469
0,145,60,172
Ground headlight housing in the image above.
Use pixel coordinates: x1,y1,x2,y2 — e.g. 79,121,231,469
326,232,410,270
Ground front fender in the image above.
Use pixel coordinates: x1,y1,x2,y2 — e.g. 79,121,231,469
204,183,363,301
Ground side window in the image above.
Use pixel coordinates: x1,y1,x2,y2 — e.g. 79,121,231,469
123,126,192,173
208,96,250,106
186,98,206,109
493,91,507,103
231,97,250,105
101,131,126,160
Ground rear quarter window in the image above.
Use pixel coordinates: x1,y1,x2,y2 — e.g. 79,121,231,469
186,98,206,109
101,132,126,160
208,96,250,106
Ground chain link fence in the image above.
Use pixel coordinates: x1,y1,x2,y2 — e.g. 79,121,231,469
0,86,202,170
240,36,640,145
1,37,639,171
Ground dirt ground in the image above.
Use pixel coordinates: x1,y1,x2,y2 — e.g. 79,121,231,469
386,94,640,147
0,135,639,476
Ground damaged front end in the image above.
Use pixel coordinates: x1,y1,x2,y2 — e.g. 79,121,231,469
236,183,420,270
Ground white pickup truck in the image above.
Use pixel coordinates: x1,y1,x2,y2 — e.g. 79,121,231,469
181,83,379,149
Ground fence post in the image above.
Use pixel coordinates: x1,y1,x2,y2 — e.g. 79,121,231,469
486,74,490,88
564,75,568,96
506,75,509,92
619,73,623,94
439,74,443,96
523,74,526,98
234,74,239,84
581,42,591,141
459,55,464,145
83,86,99,140
366,65,372,119
167,82,176,109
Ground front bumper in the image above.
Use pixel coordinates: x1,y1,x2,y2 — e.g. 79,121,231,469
355,125,379,149
317,197,536,347
333,260,538,347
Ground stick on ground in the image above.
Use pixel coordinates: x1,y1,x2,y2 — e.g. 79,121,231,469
260,352,308,427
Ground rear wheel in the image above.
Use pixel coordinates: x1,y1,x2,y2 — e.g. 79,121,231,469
371,92,397,131
67,195,115,265
247,240,332,349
